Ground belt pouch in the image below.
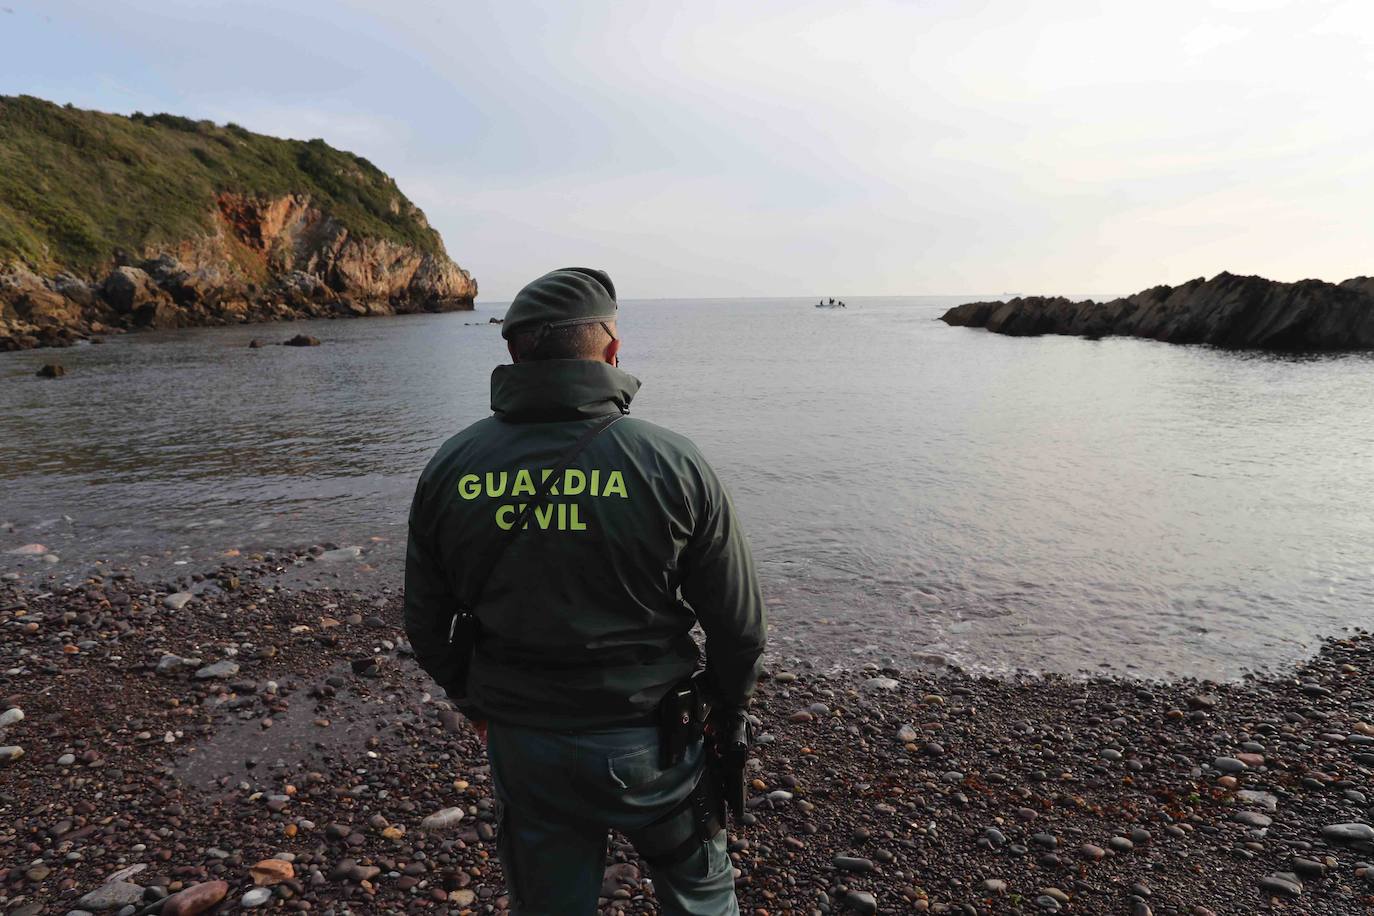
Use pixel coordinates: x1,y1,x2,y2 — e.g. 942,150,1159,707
657,683,694,768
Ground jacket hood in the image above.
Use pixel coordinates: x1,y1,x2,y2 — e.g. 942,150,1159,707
490,359,641,421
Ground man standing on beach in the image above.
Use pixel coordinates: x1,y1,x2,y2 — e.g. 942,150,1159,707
405,267,766,915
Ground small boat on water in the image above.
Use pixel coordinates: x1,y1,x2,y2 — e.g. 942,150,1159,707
815,297,847,309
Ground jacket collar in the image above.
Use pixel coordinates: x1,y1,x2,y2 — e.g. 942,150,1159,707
490,359,641,421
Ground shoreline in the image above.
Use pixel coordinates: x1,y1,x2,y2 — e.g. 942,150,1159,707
0,284,478,354
4,562,1374,913
0,538,1340,687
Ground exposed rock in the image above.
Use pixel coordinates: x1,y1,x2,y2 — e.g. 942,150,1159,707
833,855,875,872
216,192,475,310
156,654,189,674
329,859,382,883
351,655,384,678
104,864,147,884
600,862,640,897
0,268,87,349
284,334,321,347
1236,789,1279,811
421,806,466,832
241,887,273,908
0,100,476,351
161,879,229,915
140,254,207,305
249,858,294,886
941,272,1374,350
194,660,240,679
1321,822,1374,845
275,269,330,302
318,545,363,561
1258,874,1303,898
35,362,65,378
52,271,95,306
76,881,146,909
102,266,174,319
843,890,878,914
3,268,82,325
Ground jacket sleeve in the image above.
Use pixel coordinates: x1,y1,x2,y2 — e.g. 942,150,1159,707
679,457,767,708
403,477,475,708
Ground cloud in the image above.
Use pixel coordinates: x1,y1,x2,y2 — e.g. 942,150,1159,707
1179,22,1250,55
8,0,1374,297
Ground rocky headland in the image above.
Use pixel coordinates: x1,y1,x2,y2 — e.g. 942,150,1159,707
941,272,1374,351
0,97,476,351
4,554,1374,914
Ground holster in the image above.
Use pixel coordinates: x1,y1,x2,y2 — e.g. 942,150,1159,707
656,675,754,821
445,608,478,686
712,707,753,819
634,759,725,867
636,675,725,867
655,676,709,769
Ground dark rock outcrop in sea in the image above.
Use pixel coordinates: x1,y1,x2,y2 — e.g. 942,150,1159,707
940,272,1374,350
0,96,477,351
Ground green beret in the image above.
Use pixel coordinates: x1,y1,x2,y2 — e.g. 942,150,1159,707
501,267,618,340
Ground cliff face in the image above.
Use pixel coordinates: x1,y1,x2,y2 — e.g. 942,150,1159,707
210,192,473,304
940,272,1374,351
0,97,476,350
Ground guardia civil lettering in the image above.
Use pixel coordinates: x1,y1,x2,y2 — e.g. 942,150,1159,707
456,468,629,531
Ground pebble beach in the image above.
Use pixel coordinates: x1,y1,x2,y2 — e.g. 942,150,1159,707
4,551,1374,914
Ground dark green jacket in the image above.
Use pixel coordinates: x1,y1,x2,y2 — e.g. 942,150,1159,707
404,359,766,730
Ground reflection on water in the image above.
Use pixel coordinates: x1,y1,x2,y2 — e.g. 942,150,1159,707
3,298,1373,680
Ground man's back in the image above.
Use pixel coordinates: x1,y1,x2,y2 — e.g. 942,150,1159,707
406,357,764,729
404,267,762,916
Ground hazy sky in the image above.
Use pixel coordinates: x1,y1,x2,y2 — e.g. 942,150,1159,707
6,0,1374,299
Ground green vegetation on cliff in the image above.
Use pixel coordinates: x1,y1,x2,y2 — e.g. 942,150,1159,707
0,95,444,273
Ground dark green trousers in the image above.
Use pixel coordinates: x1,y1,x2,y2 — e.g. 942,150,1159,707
487,721,738,915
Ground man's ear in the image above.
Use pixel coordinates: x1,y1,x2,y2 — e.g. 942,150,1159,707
604,337,621,366
507,341,519,364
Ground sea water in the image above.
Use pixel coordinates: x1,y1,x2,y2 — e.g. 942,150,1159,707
3,296,1372,679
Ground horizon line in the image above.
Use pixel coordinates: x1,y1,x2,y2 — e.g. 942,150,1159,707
470,292,1125,305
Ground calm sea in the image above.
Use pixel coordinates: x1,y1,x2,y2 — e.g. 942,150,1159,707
3,297,1372,680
